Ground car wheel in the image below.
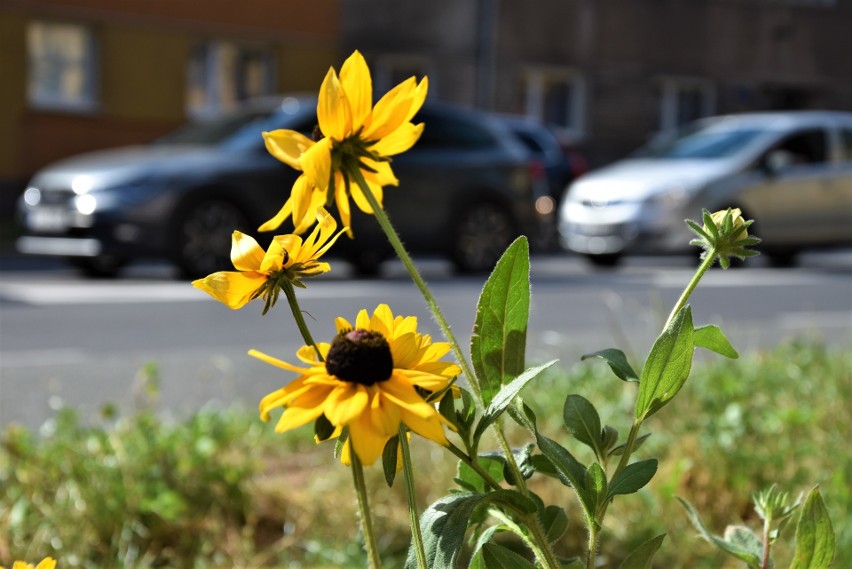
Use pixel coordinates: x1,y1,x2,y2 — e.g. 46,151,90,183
584,253,622,268
451,202,515,273
766,250,797,268
348,249,384,278
173,198,252,279
68,255,128,278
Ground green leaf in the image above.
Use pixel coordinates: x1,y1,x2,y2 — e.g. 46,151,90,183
610,432,651,457
455,456,504,494
541,504,569,543
607,459,658,499
471,236,531,407
618,534,666,569
408,491,537,569
600,425,619,453
563,394,603,458
724,525,763,561
473,360,556,445
581,348,639,382
535,432,592,519
694,324,739,359
477,543,536,568
382,435,399,487
677,496,762,567
635,306,695,420
314,413,335,441
507,399,537,433
585,462,608,514
791,486,835,569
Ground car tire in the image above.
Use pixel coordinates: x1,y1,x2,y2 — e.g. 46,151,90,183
173,198,252,279
68,255,128,278
766,250,798,268
584,253,622,268
451,201,515,273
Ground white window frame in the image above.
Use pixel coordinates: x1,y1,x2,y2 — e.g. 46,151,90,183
659,76,716,132
523,66,587,140
186,41,276,118
27,21,99,112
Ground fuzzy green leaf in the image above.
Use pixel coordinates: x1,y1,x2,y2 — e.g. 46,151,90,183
618,534,666,569
382,435,399,487
677,497,762,566
581,348,640,382
694,324,739,359
636,306,695,420
471,237,530,407
608,459,658,499
563,394,603,458
476,543,536,568
585,462,608,514
407,491,536,569
542,504,569,543
535,432,593,518
474,360,556,445
790,486,835,569
724,525,763,561
507,399,538,433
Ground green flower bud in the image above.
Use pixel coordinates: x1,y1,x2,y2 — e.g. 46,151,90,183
686,207,761,269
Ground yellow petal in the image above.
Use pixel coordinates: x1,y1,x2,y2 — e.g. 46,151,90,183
263,129,313,170
260,237,292,273
258,197,293,232
421,341,452,362
275,400,328,433
335,316,353,332
192,271,266,309
230,231,266,272
362,158,399,187
362,76,418,140
355,308,371,330
350,178,382,214
389,332,420,369
249,348,311,374
370,304,394,338
301,137,333,193
371,121,424,157
379,375,436,419
414,361,462,380
35,559,57,569
324,384,369,426
334,175,353,236
347,411,388,465
339,50,372,130
396,368,454,392
400,409,448,446
370,390,402,437
317,67,351,141
296,343,329,364
405,76,429,123
294,182,330,234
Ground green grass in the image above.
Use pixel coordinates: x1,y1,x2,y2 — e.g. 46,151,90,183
1,339,849,568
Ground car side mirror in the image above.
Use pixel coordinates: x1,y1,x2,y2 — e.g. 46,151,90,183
762,149,795,176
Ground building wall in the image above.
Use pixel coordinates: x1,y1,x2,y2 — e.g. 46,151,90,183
0,0,340,217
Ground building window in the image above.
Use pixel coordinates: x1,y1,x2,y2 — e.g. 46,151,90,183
523,68,586,139
27,21,98,111
186,42,275,117
659,77,715,132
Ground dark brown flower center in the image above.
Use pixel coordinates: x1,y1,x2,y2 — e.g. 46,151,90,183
325,329,393,386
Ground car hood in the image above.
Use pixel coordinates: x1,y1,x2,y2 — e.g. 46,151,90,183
29,145,224,191
567,159,734,202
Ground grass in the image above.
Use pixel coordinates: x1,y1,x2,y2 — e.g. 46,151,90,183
1,339,849,568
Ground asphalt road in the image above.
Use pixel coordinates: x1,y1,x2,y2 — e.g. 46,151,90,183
1,251,850,429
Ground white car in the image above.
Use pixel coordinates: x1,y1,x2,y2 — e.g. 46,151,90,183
559,111,852,267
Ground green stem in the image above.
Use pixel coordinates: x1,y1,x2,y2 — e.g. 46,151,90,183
489,508,562,569
761,516,772,569
664,247,718,328
586,523,600,569
350,451,383,569
494,416,531,497
399,426,427,569
350,167,483,406
446,442,503,491
281,279,323,361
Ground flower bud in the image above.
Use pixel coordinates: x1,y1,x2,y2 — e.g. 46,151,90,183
686,207,761,269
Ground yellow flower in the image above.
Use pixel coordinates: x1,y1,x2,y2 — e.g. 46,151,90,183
251,304,460,465
707,207,748,240
261,50,428,236
2,558,57,569
192,207,345,311
688,207,760,269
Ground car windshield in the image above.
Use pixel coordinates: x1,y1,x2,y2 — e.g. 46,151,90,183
634,123,765,159
154,98,314,149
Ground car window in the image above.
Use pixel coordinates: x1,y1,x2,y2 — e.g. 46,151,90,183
770,129,828,164
414,110,499,150
634,124,765,159
841,129,852,163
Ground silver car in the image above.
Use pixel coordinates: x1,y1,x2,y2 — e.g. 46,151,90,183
559,111,852,267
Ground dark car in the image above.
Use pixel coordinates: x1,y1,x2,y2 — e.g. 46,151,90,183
16,96,543,277
500,115,588,249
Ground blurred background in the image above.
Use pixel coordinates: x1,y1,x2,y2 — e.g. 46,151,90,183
2,0,852,219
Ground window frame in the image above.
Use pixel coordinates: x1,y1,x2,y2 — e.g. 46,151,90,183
522,66,587,140
27,20,99,112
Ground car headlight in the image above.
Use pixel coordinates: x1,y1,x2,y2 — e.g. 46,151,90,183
646,185,690,211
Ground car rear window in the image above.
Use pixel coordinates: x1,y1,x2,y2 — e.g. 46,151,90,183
414,110,499,149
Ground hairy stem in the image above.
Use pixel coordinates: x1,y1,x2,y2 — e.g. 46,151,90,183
350,452,383,569
664,247,718,328
399,427,427,569
281,279,323,361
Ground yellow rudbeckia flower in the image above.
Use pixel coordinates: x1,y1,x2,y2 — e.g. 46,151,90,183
192,207,345,312
251,304,460,465
2,558,57,569
262,50,428,236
